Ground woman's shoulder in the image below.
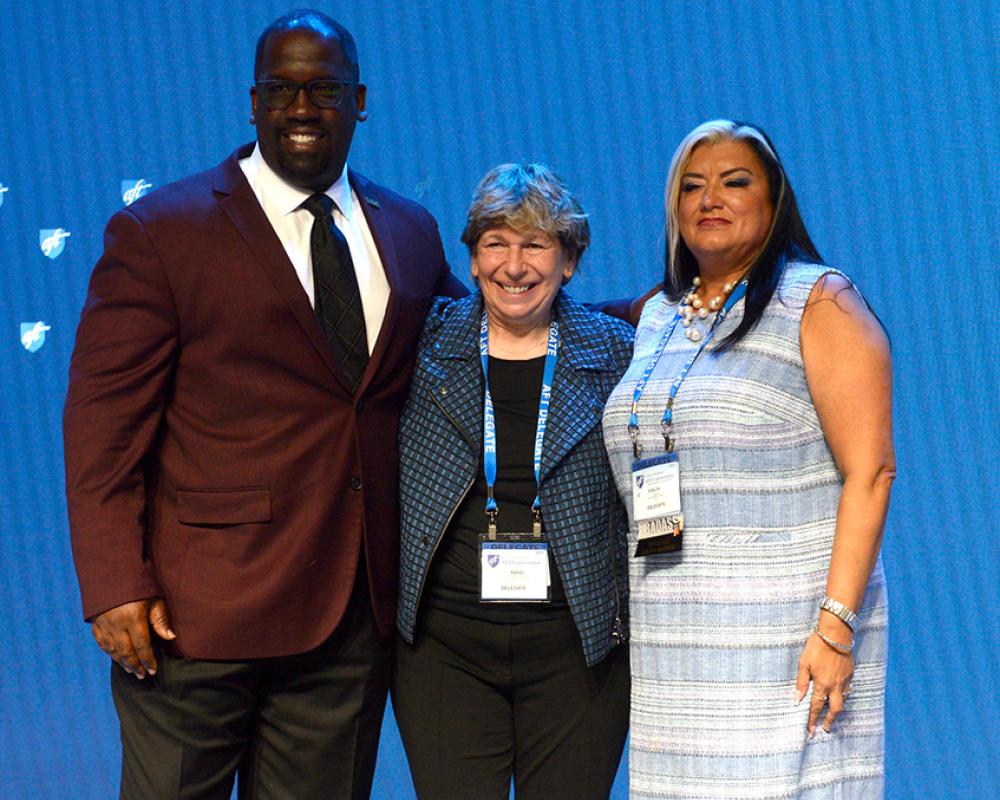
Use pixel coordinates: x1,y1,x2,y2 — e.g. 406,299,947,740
587,307,635,345
777,261,854,298
419,293,480,340
556,292,634,358
631,289,677,346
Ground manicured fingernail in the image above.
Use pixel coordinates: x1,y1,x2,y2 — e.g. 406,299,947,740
823,726,831,734
808,727,815,739
794,690,804,705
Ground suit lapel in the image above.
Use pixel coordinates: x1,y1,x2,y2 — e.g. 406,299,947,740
213,146,351,393
349,172,400,395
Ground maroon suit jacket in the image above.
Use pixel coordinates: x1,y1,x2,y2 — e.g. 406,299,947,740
64,144,465,659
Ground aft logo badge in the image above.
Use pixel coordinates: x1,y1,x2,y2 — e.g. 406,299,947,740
20,321,51,353
0,181,8,209
40,228,71,259
121,179,153,206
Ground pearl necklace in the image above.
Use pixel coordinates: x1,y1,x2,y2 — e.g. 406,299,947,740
679,275,739,342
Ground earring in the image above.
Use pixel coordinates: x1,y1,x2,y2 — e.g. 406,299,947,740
249,114,255,124
357,110,368,121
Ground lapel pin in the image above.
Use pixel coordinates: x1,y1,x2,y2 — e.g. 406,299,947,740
365,196,381,209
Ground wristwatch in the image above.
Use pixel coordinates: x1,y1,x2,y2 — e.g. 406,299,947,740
819,596,858,630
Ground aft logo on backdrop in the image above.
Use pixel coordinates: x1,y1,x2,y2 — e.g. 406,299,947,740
20,322,51,353
0,182,8,209
40,228,71,259
121,179,153,206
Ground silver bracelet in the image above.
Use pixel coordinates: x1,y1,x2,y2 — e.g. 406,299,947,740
813,626,854,654
820,596,858,631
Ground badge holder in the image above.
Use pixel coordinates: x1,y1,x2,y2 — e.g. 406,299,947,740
625,281,748,557
630,421,683,556
478,509,551,603
477,312,557,602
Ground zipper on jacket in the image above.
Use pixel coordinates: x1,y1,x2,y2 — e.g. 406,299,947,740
608,475,626,646
414,390,481,609
414,471,476,610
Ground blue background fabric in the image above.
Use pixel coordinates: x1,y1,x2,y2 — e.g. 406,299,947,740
0,1,996,798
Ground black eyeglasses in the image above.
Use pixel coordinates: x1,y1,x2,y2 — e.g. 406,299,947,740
254,80,354,110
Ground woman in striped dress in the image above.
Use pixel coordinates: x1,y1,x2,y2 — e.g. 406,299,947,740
603,120,893,798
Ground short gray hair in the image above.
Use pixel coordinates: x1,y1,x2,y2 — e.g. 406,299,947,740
461,163,590,261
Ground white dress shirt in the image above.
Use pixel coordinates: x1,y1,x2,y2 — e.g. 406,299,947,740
239,144,390,354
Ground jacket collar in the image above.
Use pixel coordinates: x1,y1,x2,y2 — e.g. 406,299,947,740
427,290,617,482
212,144,392,397
430,290,617,373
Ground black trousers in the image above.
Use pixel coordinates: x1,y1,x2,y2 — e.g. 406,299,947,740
392,606,629,800
111,571,390,800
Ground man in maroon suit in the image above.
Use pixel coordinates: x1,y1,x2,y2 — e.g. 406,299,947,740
64,10,464,798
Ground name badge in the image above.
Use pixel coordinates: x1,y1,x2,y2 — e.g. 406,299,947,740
479,534,551,602
631,453,684,556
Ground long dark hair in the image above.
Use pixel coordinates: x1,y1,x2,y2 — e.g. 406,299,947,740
663,120,823,351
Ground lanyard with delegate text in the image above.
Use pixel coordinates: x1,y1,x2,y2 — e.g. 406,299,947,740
480,310,559,538
627,282,748,457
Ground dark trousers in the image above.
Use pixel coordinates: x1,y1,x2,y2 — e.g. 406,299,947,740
111,571,390,800
392,606,629,800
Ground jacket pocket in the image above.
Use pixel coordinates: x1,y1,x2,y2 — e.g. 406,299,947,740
175,487,271,525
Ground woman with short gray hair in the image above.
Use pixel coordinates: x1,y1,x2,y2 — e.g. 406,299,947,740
393,163,633,798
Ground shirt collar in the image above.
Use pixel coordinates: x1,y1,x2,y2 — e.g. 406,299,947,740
246,143,353,219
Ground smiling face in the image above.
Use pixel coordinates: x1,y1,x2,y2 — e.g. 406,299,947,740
471,226,576,336
251,28,366,192
677,139,774,273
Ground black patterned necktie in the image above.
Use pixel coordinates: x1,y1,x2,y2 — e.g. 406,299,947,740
302,193,369,392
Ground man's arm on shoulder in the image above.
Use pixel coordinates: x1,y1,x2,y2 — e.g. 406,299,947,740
434,267,469,300
416,207,467,301
64,209,181,672
588,284,661,327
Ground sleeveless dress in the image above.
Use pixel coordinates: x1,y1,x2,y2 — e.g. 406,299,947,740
603,263,888,799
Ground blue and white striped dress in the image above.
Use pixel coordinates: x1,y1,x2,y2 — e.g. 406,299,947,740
604,263,887,799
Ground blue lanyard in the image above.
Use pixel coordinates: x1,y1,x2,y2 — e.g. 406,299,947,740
628,282,747,456
480,311,559,526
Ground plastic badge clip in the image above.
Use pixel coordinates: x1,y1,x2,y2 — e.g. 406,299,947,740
628,423,641,458
661,421,673,453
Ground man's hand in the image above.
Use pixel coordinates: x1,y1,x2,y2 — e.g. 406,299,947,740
90,598,176,679
628,284,663,327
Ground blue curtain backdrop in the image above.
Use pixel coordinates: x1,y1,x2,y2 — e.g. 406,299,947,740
1,1,997,797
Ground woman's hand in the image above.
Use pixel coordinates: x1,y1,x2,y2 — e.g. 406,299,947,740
795,616,855,737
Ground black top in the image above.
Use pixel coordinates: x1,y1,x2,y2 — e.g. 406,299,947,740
425,355,570,622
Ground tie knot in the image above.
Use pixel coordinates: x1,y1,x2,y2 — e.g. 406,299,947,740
302,193,335,219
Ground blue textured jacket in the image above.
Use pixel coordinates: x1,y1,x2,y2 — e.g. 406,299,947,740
396,291,633,665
